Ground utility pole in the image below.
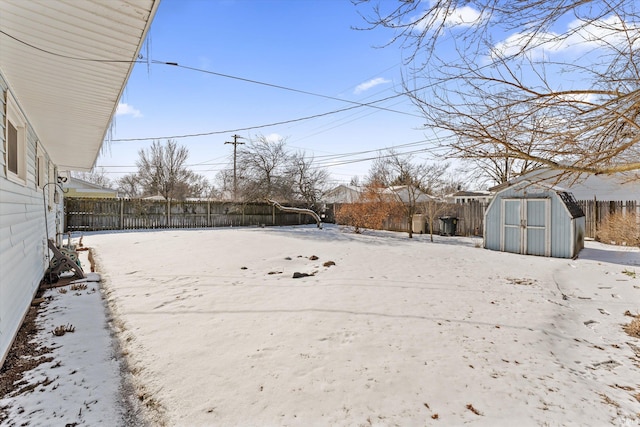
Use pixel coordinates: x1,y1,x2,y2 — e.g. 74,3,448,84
225,134,244,201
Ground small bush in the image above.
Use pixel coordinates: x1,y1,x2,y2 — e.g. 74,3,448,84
335,202,388,233
596,212,640,247
624,316,640,338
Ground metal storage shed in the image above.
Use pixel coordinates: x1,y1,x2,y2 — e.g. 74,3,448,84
484,182,586,258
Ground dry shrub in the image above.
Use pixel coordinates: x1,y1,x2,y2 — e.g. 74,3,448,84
335,202,390,233
596,212,640,247
335,187,398,233
624,315,640,339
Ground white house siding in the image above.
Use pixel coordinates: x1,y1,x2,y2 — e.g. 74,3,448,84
0,72,58,365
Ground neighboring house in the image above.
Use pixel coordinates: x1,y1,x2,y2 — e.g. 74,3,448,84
0,1,158,367
323,184,439,205
323,184,362,203
490,168,640,202
448,190,493,204
383,185,436,204
142,194,168,201
64,177,119,198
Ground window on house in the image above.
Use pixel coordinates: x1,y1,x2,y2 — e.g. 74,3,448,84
5,92,27,184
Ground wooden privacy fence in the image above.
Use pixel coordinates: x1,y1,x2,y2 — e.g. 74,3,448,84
577,200,639,239
325,201,488,236
64,198,317,232
65,198,637,237
327,199,638,238
382,202,487,236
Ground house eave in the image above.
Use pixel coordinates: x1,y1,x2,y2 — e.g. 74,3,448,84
0,0,160,171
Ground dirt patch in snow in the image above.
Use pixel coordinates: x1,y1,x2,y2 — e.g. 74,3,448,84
0,284,53,422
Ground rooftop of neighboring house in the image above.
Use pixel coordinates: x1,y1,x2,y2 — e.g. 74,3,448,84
64,177,119,198
451,190,493,198
490,168,640,201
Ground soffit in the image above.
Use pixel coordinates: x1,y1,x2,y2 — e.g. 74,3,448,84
0,0,159,170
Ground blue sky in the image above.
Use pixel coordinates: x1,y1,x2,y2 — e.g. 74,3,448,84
102,0,626,188
103,0,435,185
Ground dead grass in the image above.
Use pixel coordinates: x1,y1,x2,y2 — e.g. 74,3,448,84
596,212,640,247
623,314,640,339
599,393,620,408
466,403,483,416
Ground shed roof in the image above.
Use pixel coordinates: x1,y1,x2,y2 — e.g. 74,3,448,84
0,0,159,171
494,180,585,219
557,191,585,219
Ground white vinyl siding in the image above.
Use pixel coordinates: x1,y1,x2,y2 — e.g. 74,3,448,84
0,72,57,366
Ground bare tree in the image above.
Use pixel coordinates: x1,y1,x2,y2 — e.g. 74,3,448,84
290,152,330,208
452,102,543,185
367,150,449,238
135,139,211,200
236,135,294,202
214,168,234,201
355,0,640,179
422,198,449,242
116,173,141,198
71,167,112,188
172,172,215,199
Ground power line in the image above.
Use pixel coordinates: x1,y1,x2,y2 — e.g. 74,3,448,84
95,139,450,178
1,29,437,146
155,61,420,118
110,91,411,142
1,28,418,119
0,29,147,63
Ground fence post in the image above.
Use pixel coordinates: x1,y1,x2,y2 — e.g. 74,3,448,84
591,199,596,238
120,198,124,230
167,199,171,228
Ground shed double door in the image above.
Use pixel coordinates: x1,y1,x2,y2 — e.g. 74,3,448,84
501,198,551,256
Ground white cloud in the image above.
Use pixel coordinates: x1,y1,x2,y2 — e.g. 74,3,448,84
491,31,562,60
413,3,483,32
568,15,640,51
354,77,391,94
443,5,482,27
264,133,283,143
490,15,640,60
556,92,598,104
116,102,142,118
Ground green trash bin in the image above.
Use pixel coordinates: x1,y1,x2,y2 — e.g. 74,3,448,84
439,216,458,236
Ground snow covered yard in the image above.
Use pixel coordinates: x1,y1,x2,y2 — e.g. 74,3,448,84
2,224,639,426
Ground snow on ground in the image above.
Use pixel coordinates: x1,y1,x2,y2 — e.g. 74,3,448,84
1,224,639,426
0,271,132,426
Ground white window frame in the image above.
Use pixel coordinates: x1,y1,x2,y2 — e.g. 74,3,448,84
48,162,56,210
5,91,27,185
